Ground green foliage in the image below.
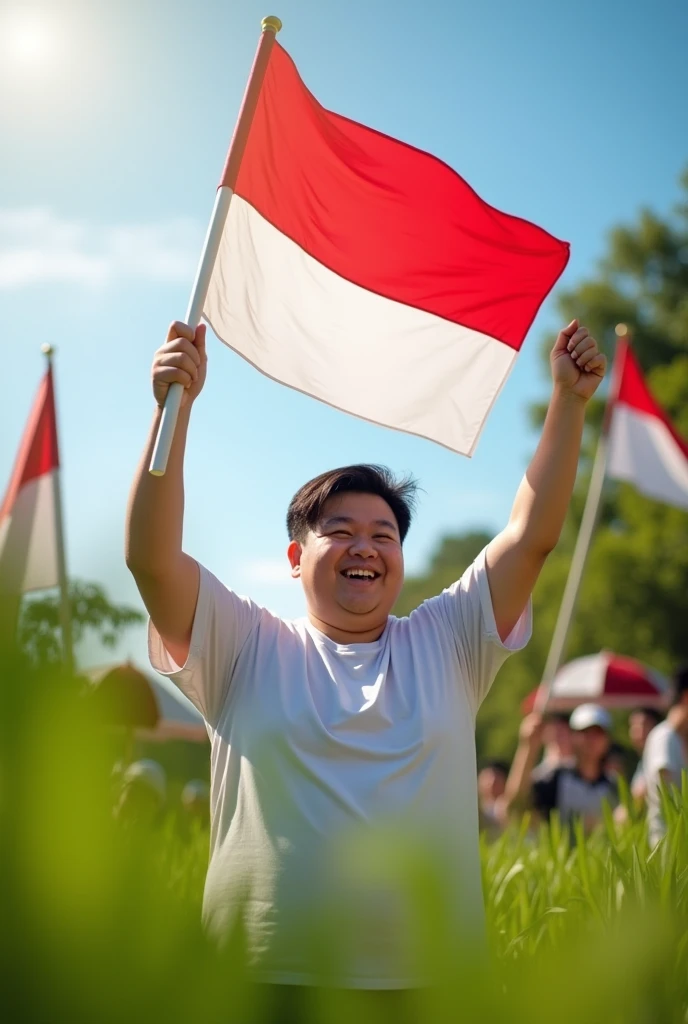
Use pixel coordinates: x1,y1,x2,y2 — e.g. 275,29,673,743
18,579,144,666
2,655,688,1022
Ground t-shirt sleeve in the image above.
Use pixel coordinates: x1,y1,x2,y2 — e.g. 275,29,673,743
147,562,262,726
431,547,532,713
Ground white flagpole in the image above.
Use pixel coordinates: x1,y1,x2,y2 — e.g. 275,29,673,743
533,325,629,714
41,344,74,677
149,15,282,477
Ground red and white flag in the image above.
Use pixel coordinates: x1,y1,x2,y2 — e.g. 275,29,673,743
204,42,569,455
0,367,61,595
607,341,688,511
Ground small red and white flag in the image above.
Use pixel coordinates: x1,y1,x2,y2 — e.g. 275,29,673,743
607,341,688,511
204,42,569,455
0,367,61,595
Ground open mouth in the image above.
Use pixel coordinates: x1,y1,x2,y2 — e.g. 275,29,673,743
340,568,381,582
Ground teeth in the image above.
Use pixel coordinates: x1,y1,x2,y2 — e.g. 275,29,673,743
344,570,376,579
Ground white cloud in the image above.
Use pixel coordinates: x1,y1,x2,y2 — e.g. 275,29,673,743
0,208,203,289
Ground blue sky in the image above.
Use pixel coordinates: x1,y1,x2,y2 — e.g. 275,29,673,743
2,0,686,673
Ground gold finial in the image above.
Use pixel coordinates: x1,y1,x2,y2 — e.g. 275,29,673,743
261,15,282,33
41,343,54,357
615,323,628,337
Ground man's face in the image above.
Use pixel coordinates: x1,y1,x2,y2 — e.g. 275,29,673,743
628,712,655,754
288,492,404,639
572,725,610,767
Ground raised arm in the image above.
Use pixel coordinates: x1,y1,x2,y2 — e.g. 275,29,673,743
125,321,207,667
485,320,606,641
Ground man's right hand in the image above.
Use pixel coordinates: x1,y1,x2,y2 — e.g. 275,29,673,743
152,321,207,409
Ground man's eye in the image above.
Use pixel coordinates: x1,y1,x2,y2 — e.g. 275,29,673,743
374,534,393,541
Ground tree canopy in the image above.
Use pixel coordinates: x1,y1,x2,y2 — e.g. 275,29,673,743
18,580,144,668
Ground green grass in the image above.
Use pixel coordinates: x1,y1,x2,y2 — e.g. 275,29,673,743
1,660,687,1022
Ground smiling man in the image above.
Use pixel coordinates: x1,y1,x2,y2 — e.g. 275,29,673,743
125,317,605,996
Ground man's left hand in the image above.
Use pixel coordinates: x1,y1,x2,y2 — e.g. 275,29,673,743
551,319,607,401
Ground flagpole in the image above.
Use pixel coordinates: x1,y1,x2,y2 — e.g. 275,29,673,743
149,15,282,477
533,325,629,714
41,344,74,677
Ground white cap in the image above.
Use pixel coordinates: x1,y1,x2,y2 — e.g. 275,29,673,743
569,703,612,732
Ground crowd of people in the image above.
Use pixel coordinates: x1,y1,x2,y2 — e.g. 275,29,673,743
112,758,210,833
478,664,688,842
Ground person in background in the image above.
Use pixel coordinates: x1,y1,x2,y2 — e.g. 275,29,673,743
604,743,632,784
477,760,509,836
643,667,688,847
628,707,663,802
181,779,210,829
114,759,167,827
531,712,575,782
504,704,617,832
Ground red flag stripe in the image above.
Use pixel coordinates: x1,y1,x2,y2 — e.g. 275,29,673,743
616,344,688,459
0,368,59,522
229,42,569,350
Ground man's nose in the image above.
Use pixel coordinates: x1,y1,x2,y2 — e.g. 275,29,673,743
348,536,377,557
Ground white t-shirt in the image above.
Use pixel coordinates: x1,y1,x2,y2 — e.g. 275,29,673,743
149,548,531,988
643,720,687,846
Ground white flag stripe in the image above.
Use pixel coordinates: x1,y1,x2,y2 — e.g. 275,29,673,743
0,472,59,593
204,196,517,456
608,404,688,511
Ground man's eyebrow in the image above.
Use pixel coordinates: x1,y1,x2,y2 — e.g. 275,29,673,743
321,515,399,533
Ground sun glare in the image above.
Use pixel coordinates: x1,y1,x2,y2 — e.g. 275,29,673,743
4,15,60,71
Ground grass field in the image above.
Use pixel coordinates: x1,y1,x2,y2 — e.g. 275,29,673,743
2,667,687,1023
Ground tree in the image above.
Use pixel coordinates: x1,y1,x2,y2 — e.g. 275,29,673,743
18,581,144,668
395,165,688,759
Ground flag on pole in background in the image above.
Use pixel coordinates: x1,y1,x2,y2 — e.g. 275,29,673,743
0,367,61,595
607,342,688,510
204,42,570,456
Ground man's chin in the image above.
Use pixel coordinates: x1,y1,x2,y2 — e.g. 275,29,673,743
337,600,392,623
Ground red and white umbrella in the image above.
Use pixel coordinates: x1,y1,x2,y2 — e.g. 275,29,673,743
522,651,670,713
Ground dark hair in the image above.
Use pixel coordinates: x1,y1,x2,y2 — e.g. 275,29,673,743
630,707,663,726
670,665,688,707
286,465,418,544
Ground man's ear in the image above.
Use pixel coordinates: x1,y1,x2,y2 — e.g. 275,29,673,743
288,540,302,578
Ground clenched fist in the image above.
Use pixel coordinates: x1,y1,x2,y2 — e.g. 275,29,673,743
550,320,606,402
152,321,207,409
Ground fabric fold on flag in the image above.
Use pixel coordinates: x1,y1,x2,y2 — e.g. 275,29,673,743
0,368,60,595
607,343,688,510
204,41,569,455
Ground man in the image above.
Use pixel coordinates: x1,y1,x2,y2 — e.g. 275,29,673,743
531,712,575,781
477,759,509,836
504,704,617,831
628,707,663,801
125,317,605,991
114,759,167,828
643,667,688,847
